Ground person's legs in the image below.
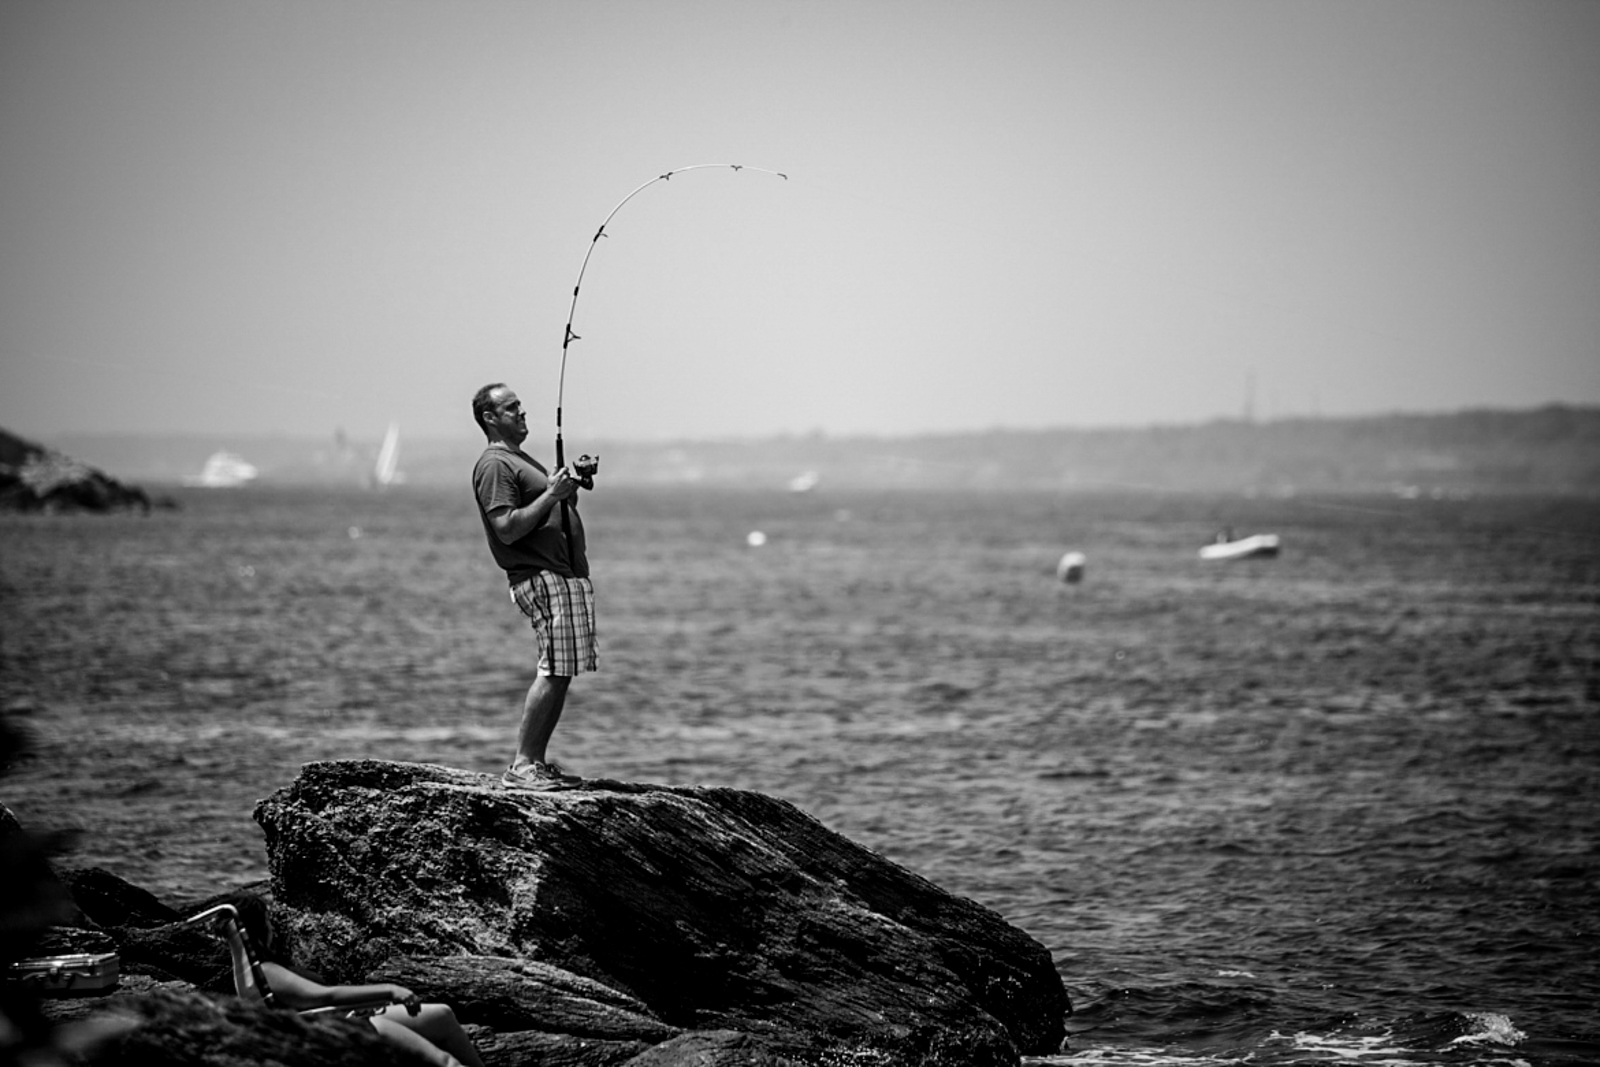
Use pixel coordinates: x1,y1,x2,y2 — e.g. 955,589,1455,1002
513,673,571,767
368,1015,462,1067
371,1004,485,1067
506,571,595,781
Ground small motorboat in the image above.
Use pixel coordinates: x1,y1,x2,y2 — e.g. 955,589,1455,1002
184,451,258,488
787,470,819,493
1199,532,1280,561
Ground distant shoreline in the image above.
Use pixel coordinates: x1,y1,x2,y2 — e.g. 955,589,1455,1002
29,404,1600,497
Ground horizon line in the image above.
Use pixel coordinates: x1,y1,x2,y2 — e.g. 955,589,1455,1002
18,402,1594,446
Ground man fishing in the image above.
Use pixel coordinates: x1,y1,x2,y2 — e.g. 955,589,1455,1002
470,382,595,790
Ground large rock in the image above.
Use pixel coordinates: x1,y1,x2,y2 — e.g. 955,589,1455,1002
0,427,152,513
72,985,434,1066
58,866,185,929
254,760,1070,1066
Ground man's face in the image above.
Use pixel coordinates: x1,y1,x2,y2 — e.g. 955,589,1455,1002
485,388,529,445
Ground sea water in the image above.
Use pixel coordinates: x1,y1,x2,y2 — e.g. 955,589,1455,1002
3,485,1597,1066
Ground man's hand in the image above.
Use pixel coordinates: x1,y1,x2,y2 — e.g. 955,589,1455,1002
547,467,580,501
489,465,579,545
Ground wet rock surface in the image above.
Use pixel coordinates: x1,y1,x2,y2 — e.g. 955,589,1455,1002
256,759,1069,1066
9,760,1069,1066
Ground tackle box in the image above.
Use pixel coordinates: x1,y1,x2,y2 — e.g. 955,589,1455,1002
6,951,120,994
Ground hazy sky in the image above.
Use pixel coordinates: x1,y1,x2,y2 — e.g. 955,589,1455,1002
3,1,1597,445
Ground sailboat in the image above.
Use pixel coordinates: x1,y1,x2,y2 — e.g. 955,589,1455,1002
372,422,405,487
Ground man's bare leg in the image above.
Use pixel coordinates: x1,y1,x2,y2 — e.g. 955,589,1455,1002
368,1016,466,1067
513,674,570,768
372,1004,485,1067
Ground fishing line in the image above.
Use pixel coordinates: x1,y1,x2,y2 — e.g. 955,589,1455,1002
553,163,788,469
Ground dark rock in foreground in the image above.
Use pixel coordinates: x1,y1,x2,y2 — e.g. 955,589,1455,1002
58,866,185,929
75,986,435,1066
0,427,153,513
254,760,1070,1066
10,762,1070,1065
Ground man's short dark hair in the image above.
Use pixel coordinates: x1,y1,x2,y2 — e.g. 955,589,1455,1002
472,383,507,435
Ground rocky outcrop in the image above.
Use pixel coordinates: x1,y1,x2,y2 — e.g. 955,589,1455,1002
8,759,1071,1065
253,760,1070,1066
0,427,154,513
57,866,185,930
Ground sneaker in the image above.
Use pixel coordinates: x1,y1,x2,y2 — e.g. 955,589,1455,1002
542,760,582,782
501,761,581,791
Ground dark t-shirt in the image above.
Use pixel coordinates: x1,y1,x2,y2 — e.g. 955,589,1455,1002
472,446,589,583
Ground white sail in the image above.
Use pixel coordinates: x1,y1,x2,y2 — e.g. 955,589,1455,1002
373,422,404,487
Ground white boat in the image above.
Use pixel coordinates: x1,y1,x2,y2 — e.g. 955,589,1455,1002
372,422,405,487
183,451,258,488
787,470,819,493
1199,533,1280,561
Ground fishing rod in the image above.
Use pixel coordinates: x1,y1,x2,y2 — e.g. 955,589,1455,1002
553,163,788,476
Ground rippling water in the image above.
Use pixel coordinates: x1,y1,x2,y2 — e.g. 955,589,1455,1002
3,486,1597,1066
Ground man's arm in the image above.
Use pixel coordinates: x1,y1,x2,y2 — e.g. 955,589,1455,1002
254,961,413,1012
486,467,579,545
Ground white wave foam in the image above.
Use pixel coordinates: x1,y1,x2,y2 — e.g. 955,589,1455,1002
1025,1050,1239,1066
1449,1012,1527,1047
1266,1029,1420,1062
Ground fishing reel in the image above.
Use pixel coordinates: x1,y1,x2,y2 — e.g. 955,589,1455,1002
572,454,599,490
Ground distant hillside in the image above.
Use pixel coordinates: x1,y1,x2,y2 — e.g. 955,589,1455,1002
40,405,1600,496
0,426,153,512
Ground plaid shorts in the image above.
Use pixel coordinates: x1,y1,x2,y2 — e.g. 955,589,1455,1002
509,571,598,677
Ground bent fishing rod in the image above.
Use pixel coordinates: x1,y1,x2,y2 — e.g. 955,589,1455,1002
552,163,788,476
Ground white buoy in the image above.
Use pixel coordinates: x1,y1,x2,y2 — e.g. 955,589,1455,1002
746,530,768,547
1056,551,1086,583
